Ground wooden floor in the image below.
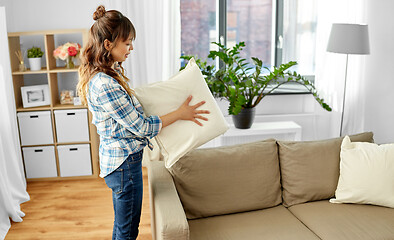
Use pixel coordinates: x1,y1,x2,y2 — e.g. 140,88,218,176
6,168,152,240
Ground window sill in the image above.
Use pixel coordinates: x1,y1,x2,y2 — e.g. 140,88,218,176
265,83,313,95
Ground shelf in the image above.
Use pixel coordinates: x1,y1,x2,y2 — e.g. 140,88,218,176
53,104,86,110
49,67,79,73
26,174,97,182
17,105,51,112
20,142,94,148
16,104,86,112
21,143,54,148
8,29,87,37
13,68,47,75
55,142,91,146
12,66,79,75
200,121,302,148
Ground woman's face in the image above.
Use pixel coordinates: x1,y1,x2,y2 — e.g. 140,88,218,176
110,35,133,62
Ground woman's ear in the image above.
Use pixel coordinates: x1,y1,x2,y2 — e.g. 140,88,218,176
104,39,113,51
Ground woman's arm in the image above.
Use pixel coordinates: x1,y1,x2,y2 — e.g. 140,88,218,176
160,95,210,128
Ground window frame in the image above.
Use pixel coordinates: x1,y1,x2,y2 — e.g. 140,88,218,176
215,0,314,95
274,0,316,94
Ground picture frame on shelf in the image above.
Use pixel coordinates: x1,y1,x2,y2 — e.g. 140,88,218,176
21,84,50,108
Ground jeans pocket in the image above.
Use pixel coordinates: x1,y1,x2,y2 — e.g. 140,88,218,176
104,168,124,195
128,151,143,164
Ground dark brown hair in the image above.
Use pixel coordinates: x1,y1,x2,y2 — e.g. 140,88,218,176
77,5,136,105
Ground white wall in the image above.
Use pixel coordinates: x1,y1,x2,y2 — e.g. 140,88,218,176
364,0,394,144
1,0,100,32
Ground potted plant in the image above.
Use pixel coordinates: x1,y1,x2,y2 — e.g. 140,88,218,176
27,46,44,71
181,41,332,129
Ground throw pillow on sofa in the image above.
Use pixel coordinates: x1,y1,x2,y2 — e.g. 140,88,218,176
278,132,374,207
134,58,229,168
330,136,394,208
169,139,282,219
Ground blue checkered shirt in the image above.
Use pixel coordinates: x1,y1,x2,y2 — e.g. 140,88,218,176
87,72,162,177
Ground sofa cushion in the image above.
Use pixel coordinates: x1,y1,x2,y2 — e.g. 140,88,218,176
278,132,374,207
169,140,281,219
188,205,320,240
288,200,394,240
134,58,229,168
330,136,394,208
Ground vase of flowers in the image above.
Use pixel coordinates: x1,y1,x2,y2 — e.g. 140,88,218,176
53,42,81,69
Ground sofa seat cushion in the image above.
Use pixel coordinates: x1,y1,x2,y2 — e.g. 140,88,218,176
278,132,374,207
288,200,394,240
188,205,320,240
170,140,281,219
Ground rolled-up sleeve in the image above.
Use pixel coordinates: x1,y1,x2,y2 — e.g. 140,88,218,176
96,83,162,139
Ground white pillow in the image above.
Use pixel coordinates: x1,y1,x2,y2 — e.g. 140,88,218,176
135,58,229,168
330,136,394,208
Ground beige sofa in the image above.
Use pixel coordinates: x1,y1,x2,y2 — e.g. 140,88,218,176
148,132,394,240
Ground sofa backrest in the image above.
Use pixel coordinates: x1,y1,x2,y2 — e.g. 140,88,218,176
169,139,281,219
278,132,374,207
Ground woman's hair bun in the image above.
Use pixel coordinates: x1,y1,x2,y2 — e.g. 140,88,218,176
93,5,106,21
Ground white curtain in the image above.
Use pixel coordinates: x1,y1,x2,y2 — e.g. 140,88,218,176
0,7,30,239
315,0,367,136
104,0,181,87
162,0,181,81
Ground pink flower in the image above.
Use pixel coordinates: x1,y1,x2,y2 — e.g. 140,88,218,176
53,48,61,57
59,51,67,60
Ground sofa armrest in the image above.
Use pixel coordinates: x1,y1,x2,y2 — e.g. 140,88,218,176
148,161,189,240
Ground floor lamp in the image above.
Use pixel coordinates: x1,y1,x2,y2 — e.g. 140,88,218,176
326,23,370,136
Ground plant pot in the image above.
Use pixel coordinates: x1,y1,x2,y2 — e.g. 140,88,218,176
232,107,256,129
28,58,42,71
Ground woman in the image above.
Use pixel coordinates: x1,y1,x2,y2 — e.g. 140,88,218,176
77,5,209,240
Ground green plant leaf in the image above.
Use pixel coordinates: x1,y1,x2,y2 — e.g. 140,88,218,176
27,46,44,58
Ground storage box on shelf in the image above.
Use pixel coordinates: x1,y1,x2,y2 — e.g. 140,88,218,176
54,109,90,143
22,146,57,179
57,144,92,177
17,111,54,146
8,29,99,181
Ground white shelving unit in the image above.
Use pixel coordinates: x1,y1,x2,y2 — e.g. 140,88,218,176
201,121,302,148
8,29,99,181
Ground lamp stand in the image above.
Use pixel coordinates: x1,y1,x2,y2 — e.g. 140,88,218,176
340,54,349,137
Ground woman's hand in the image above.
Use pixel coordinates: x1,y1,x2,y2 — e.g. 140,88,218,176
160,95,210,128
177,95,210,126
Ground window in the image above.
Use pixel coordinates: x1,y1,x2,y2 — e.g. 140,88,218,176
226,0,273,67
180,0,217,67
180,0,317,92
276,0,318,76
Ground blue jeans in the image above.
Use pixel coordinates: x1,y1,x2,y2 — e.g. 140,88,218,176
104,151,144,240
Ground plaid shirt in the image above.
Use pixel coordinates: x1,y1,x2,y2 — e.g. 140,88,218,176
87,72,162,177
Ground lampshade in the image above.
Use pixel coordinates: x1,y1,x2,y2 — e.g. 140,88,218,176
327,23,370,55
